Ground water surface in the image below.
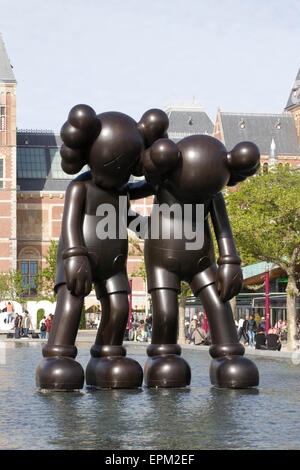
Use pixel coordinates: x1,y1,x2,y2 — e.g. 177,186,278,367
0,342,299,450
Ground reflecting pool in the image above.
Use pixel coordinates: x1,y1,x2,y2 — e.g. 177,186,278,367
0,342,299,449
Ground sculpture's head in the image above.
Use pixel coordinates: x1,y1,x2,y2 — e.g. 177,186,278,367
60,105,169,189
142,135,260,203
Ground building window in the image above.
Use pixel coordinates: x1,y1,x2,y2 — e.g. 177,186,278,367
17,147,47,178
0,159,3,188
50,148,88,179
0,107,5,131
20,260,38,295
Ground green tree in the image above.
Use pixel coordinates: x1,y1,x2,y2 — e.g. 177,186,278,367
0,269,29,301
36,240,58,299
226,165,300,350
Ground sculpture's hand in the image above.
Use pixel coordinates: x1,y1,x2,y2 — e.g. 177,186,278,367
64,256,92,297
216,263,243,302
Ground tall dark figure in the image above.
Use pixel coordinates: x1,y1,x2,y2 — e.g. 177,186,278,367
36,104,168,390
141,135,260,388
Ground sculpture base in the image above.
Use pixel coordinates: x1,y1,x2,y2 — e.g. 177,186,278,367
86,356,143,389
144,355,191,388
210,355,259,389
36,356,84,391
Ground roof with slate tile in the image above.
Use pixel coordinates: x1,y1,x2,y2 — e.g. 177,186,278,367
285,68,300,111
219,111,300,155
165,102,214,142
0,33,16,83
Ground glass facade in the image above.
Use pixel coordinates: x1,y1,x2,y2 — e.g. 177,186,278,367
50,148,88,179
17,148,47,178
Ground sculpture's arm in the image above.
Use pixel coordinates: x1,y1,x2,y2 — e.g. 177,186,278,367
61,181,92,297
210,192,243,302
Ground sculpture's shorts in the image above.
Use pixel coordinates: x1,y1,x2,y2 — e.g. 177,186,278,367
54,237,131,299
144,242,217,295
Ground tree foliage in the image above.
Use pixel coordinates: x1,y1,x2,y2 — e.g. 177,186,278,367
0,270,29,301
36,240,58,300
225,166,300,269
226,165,300,349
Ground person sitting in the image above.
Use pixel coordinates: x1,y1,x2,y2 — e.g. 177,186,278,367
266,328,282,351
255,327,267,350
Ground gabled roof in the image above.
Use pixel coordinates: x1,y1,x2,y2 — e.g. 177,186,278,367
219,112,300,156
285,68,300,111
165,103,214,142
0,33,16,84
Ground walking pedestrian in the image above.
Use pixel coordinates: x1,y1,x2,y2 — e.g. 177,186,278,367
21,311,33,337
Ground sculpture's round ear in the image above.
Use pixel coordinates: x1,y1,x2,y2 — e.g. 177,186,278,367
138,109,169,147
142,138,180,180
227,141,260,186
60,104,101,149
60,104,101,174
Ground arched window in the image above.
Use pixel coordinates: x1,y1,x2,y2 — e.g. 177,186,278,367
18,247,41,295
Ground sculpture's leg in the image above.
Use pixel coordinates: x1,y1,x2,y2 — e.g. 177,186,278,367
36,284,85,391
198,283,259,388
86,292,143,388
144,288,191,388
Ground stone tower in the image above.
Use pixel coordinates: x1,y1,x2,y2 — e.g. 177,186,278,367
285,68,300,146
0,33,17,271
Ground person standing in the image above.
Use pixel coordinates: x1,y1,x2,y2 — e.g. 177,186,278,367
40,316,47,339
6,302,14,324
192,322,208,345
21,311,33,337
45,314,52,339
14,313,21,339
188,315,198,344
248,315,257,348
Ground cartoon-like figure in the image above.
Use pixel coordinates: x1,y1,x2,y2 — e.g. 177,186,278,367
36,104,168,390
141,135,260,388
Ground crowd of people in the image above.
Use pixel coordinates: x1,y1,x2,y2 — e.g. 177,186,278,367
125,315,153,342
1,299,298,352
1,301,54,339
236,315,288,351
185,315,211,345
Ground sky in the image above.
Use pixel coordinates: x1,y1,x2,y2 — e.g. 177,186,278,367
0,0,299,130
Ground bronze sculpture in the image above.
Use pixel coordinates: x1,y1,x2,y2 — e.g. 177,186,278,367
141,136,260,388
36,104,168,390
36,103,260,391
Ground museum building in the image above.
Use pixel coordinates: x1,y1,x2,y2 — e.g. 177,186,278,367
0,32,300,311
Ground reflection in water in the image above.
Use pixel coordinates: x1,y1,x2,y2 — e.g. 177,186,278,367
0,345,300,449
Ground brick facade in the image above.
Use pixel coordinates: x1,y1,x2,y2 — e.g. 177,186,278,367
0,82,17,272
